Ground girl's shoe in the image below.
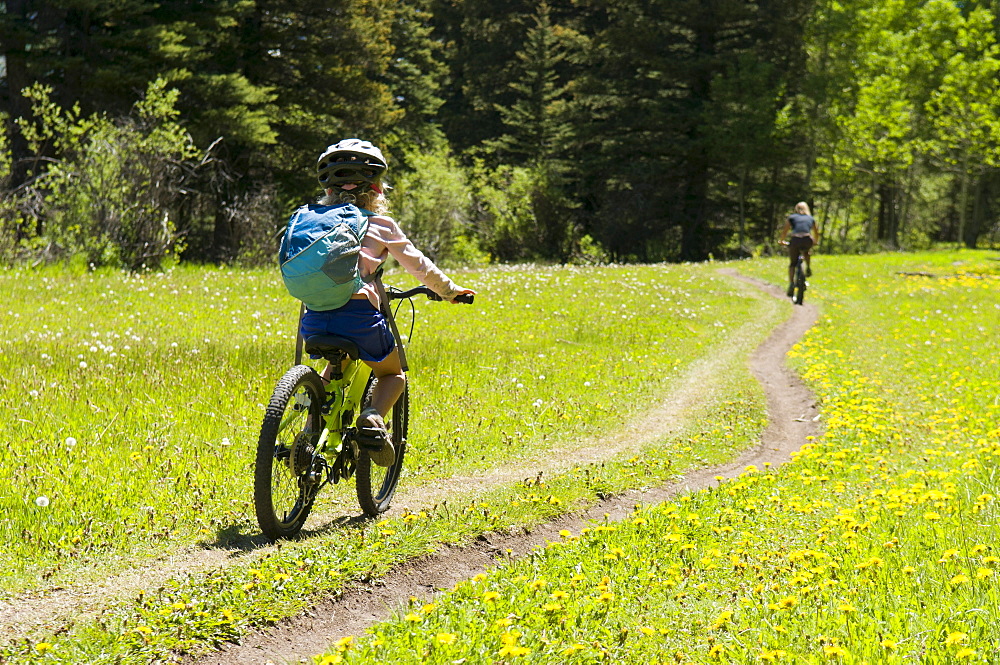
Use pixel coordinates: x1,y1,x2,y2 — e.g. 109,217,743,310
356,408,395,467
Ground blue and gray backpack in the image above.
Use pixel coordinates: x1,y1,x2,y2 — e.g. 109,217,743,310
278,203,373,311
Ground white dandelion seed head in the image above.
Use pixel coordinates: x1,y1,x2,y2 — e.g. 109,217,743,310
35,496,50,507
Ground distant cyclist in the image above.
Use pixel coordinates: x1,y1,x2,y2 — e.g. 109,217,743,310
779,201,819,297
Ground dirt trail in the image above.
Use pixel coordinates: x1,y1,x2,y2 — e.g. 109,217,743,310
192,271,820,665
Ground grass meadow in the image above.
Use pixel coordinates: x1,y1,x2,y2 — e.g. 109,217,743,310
312,250,1000,664
1,260,781,662
2,250,997,663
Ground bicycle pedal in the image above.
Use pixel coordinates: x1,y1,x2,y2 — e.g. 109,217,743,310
356,427,389,449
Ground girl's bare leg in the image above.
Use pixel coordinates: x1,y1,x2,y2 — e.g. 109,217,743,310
362,348,406,418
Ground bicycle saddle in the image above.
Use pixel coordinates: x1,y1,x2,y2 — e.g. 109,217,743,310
304,335,360,360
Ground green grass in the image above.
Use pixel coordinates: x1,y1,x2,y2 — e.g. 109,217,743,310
0,260,783,662
0,263,764,591
310,250,1000,664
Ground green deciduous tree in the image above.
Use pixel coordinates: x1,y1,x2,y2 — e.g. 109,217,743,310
920,2,1000,247
16,79,202,269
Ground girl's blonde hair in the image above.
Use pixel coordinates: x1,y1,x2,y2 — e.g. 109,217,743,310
320,187,390,215
794,201,811,215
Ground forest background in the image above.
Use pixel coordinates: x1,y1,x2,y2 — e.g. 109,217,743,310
2,0,1000,271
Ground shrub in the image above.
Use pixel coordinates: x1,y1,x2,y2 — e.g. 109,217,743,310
16,79,200,270
391,143,475,264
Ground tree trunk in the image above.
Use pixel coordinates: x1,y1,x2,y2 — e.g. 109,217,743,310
867,172,878,251
1,0,34,184
958,149,972,248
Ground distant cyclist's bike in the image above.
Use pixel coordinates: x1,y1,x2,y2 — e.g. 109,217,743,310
781,240,809,306
254,280,473,540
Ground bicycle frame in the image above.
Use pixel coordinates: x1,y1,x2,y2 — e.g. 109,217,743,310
319,359,371,451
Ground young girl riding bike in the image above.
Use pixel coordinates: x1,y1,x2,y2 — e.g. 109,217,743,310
300,139,475,466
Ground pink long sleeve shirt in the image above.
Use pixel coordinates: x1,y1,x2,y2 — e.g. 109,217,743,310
355,215,461,309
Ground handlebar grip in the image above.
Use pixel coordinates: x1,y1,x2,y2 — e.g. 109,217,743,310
453,294,475,304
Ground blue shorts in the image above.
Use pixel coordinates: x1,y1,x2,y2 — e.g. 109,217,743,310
300,299,396,362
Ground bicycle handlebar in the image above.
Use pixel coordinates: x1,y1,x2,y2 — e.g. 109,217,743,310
389,285,475,304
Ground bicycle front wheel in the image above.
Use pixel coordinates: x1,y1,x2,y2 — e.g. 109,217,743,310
254,364,326,539
356,376,408,517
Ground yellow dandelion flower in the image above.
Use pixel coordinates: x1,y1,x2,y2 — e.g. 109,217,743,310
945,632,968,647
435,633,457,645
855,557,883,570
35,642,54,654
404,612,422,622
759,648,787,661
482,591,500,602
561,644,586,656
421,603,436,614
472,574,487,583
778,595,798,609
939,548,960,563
317,654,343,665
498,645,530,657
334,635,353,649
924,511,941,521
550,590,568,600
529,579,546,591
950,573,970,585
823,644,847,658
708,644,725,659
837,604,856,613
975,568,993,580
881,638,897,649
559,529,572,538
956,648,976,659
710,610,733,629
598,591,615,602
902,566,916,574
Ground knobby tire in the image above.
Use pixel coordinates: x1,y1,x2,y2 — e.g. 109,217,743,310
254,364,326,539
356,375,408,516
794,260,807,305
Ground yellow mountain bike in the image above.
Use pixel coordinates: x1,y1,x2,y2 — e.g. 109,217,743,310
254,282,473,539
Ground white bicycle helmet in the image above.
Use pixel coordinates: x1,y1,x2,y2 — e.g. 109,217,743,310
316,139,387,192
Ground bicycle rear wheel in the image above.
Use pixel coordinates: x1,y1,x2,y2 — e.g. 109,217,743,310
794,260,807,305
356,376,408,516
254,364,326,539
